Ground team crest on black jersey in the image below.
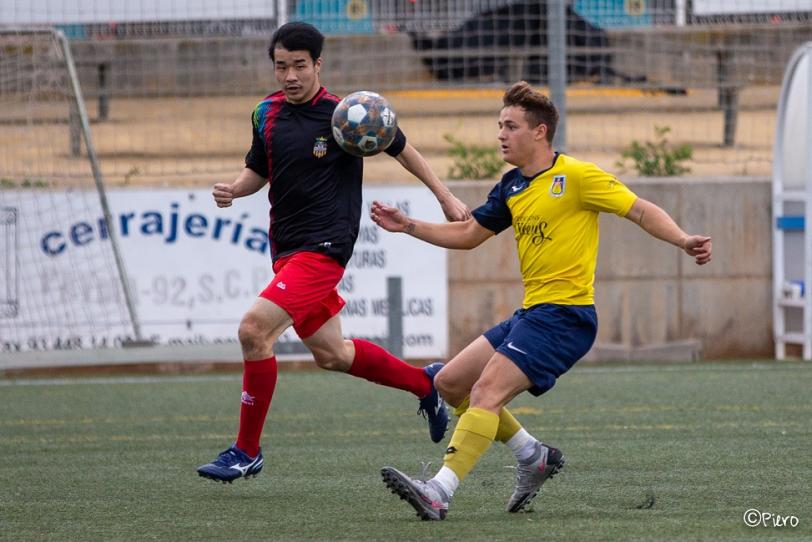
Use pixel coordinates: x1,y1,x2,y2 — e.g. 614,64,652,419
550,175,566,197
313,136,328,158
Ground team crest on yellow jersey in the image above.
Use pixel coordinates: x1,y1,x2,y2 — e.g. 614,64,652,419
550,175,566,197
313,136,328,158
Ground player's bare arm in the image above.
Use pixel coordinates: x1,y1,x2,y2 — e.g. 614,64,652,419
212,167,268,208
371,200,492,249
393,142,471,222
625,197,712,265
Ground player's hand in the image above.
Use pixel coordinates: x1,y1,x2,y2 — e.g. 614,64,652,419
438,194,471,222
683,235,712,265
213,183,234,208
370,201,410,233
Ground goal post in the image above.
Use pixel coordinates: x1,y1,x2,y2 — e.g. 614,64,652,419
0,27,144,352
54,28,144,343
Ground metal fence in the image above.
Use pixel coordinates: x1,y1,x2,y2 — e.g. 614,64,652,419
2,0,811,186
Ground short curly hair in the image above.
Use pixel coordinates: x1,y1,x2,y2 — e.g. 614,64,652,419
502,81,558,143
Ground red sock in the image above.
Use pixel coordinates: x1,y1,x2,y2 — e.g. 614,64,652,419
348,339,431,398
235,356,277,457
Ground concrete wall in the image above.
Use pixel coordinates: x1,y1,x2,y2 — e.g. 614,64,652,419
70,33,430,98
607,24,811,88
66,24,808,98
446,177,772,360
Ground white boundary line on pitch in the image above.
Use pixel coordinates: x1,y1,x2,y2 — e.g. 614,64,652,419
0,362,809,387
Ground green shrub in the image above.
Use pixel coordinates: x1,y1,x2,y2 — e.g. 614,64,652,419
1,177,49,188
616,126,693,176
444,133,504,180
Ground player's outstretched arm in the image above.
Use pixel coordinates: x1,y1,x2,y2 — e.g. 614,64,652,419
212,167,267,208
624,197,712,265
371,201,492,250
393,142,471,222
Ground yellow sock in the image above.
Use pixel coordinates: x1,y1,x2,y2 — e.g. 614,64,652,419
443,407,499,481
452,396,470,417
495,407,522,444
453,396,522,444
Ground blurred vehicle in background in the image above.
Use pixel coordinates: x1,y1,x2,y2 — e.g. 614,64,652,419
407,1,645,85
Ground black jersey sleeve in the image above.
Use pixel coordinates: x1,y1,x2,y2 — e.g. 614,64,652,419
244,125,269,178
384,127,407,157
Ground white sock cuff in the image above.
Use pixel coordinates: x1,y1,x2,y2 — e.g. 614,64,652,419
505,428,534,455
432,466,460,498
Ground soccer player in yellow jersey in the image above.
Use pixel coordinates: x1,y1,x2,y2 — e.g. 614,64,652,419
371,81,712,520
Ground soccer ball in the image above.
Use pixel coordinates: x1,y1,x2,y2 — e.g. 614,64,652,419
331,91,398,157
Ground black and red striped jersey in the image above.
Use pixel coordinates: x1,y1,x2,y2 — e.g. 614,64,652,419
245,87,406,267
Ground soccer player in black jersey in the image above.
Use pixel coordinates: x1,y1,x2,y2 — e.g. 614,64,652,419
197,22,471,483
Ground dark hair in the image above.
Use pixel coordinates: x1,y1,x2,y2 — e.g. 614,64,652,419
502,81,558,143
268,22,325,63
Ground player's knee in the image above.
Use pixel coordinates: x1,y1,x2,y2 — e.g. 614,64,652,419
237,313,267,352
434,368,467,405
434,367,454,397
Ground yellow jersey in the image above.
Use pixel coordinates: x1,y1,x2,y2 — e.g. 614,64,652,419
472,153,637,306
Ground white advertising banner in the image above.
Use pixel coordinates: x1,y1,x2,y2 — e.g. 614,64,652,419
1,0,276,25
693,1,812,15
0,187,448,359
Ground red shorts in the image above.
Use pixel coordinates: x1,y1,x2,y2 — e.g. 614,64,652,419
259,251,346,339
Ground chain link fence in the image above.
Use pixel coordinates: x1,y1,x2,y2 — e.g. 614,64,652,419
2,1,811,184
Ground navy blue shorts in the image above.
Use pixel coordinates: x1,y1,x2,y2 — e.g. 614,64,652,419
483,304,597,396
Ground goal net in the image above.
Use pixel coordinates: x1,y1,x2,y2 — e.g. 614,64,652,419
0,28,140,355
